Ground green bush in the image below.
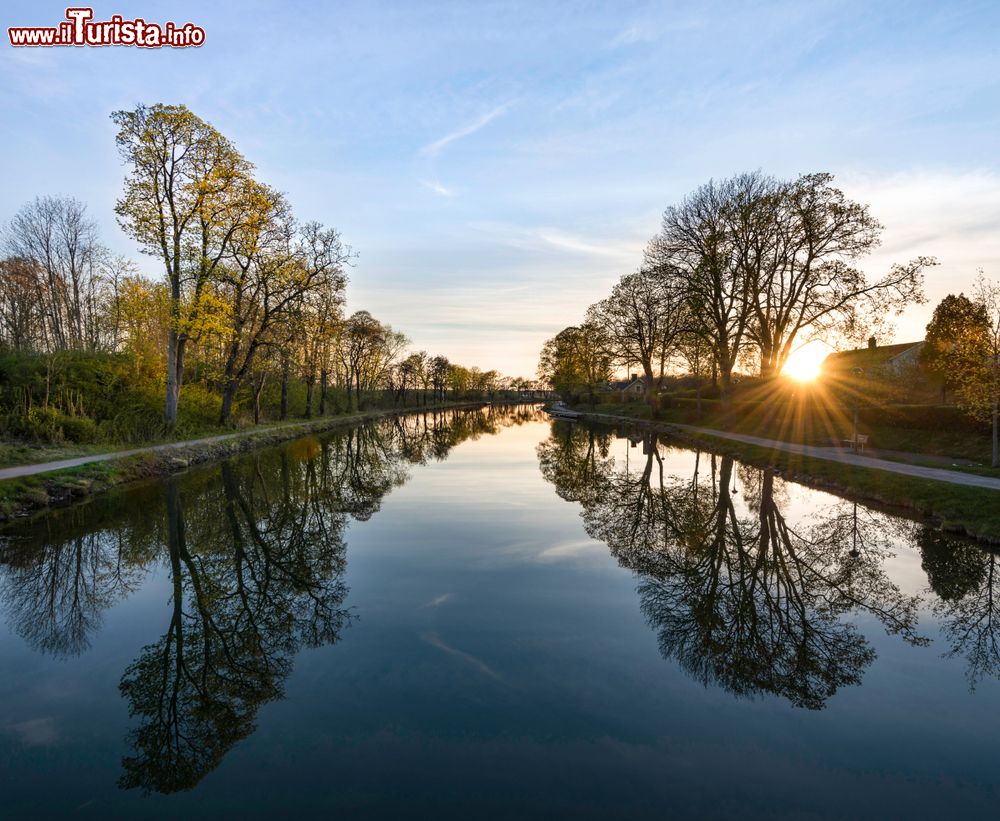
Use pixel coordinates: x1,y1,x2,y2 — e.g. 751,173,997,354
175,383,223,436
0,406,100,444
22,406,64,442
57,413,99,443
99,391,168,443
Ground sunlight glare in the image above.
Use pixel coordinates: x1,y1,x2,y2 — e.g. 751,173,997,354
782,344,827,381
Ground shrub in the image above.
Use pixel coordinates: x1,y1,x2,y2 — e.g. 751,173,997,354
0,406,99,444
21,406,64,442
58,413,99,443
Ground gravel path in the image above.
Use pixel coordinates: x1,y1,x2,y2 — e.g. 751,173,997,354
0,424,319,482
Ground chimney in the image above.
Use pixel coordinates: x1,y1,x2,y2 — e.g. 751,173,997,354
630,373,638,381
867,336,877,350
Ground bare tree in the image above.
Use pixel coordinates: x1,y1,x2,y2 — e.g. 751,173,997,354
4,196,105,350
0,256,44,350
588,268,687,406
645,177,752,400
733,172,930,376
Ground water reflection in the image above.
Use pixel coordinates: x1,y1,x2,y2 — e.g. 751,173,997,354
0,405,540,794
537,421,1000,708
923,533,1000,689
0,494,157,658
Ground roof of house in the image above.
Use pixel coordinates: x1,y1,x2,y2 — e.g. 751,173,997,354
608,377,643,391
822,341,923,371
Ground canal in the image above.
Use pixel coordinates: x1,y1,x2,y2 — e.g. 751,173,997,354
1,406,998,818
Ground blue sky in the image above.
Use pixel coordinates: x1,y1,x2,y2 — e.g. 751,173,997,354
2,0,999,376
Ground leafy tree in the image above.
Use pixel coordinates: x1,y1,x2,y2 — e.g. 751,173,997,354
950,277,1000,466
112,104,251,427
537,323,611,402
429,355,451,402
920,293,990,402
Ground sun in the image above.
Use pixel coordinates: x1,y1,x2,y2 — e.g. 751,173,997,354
782,343,827,381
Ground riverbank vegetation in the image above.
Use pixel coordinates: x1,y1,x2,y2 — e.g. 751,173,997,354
0,104,541,459
0,403,539,522
537,171,1000,466
572,384,998,475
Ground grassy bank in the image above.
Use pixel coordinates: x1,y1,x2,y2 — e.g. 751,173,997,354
0,401,495,522
571,399,999,475
574,410,1000,545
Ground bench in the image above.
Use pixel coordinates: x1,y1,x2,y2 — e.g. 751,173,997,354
842,434,869,453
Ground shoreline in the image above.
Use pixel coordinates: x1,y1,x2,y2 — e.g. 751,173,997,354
0,401,516,523
570,409,1000,546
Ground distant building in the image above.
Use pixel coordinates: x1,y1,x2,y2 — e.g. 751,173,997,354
822,338,926,378
605,373,645,394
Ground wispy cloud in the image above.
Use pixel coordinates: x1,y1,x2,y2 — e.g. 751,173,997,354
535,228,636,258
608,17,703,47
470,221,643,262
421,103,513,156
419,178,456,196
609,24,659,47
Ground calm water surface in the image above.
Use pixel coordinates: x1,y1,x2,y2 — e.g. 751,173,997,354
2,406,999,819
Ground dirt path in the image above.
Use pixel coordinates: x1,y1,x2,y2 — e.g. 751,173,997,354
581,413,1000,492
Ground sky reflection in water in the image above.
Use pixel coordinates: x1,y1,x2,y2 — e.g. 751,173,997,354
1,407,999,819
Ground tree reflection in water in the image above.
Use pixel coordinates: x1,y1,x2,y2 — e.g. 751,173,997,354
921,531,1000,690
0,405,540,794
538,421,943,709
0,490,159,657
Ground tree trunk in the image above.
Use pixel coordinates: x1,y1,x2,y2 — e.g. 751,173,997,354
219,381,238,426
993,400,998,469
165,329,182,428
319,369,328,416
642,363,656,409
253,373,266,425
719,368,733,403
305,377,314,419
280,355,289,421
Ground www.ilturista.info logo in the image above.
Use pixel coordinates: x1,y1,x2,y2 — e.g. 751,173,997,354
8,7,205,48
